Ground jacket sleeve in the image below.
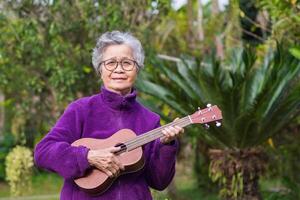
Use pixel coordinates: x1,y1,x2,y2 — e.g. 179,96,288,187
144,118,179,190
34,101,91,179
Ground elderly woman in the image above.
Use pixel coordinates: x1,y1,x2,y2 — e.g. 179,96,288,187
34,31,183,200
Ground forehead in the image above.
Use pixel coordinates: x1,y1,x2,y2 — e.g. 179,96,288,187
102,44,133,59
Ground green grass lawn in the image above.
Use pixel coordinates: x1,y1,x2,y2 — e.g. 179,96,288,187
0,172,62,198
31,172,63,195
0,169,218,200
0,182,9,197
0,169,296,200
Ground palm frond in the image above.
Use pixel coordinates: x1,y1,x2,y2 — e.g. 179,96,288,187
138,44,300,148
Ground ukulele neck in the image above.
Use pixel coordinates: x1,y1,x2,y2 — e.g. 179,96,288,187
123,116,192,152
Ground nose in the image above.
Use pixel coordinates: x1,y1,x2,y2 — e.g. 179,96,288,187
113,62,124,73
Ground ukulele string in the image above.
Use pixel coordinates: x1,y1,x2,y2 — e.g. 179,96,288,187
125,117,191,150
125,107,215,151
124,118,187,148
126,118,190,150
125,107,215,150
127,117,190,145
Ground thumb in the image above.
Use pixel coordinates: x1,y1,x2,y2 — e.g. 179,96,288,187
109,146,122,153
173,117,180,122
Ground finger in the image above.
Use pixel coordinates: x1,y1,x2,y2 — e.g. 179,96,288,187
173,117,180,122
112,156,122,169
174,125,184,133
165,127,177,137
112,156,124,170
160,135,169,143
109,164,119,176
106,153,115,161
162,128,173,139
109,146,122,153
161,130,170,142
169,126,179,133
162,129,173,141
171,125,184,135
162,129,171,137
106,156,118,170
102,169,113,177
106,162,119,177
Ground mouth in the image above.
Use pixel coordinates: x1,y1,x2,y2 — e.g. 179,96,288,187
112,77,127,81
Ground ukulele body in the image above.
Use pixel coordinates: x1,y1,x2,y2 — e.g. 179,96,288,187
70,105,223,195
71,129,144,195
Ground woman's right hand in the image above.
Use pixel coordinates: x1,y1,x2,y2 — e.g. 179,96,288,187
87,147,124,178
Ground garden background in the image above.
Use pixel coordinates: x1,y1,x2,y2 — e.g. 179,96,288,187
0,0,299,199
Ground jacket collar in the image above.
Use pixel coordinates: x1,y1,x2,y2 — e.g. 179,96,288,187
100,86,137,110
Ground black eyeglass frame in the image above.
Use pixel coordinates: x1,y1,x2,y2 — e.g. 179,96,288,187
98,58,139,72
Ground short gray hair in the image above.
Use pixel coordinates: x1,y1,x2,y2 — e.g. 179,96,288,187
92,31,145,74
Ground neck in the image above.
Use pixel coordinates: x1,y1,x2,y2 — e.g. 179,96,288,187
120,116,192,153
105,87,132,96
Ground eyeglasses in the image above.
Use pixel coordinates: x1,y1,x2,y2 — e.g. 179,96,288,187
99,58,138,72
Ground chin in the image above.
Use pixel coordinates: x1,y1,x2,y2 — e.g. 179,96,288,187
110,85,132,94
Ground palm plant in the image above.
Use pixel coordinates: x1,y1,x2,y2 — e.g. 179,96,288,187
136,45,300,199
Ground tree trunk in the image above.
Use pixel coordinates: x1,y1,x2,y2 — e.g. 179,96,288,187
224,0,242,51
0,91,4,141
209,148,267,200
256,10,269,40
187,0,195,48
197,0,204,41
211,0,224,59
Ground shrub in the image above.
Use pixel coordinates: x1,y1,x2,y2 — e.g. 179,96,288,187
5,145,33,196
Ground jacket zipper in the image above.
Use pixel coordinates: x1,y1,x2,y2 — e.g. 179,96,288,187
118,179,121,200
118,99,125,200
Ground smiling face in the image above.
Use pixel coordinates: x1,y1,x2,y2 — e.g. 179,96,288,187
100,44,138,95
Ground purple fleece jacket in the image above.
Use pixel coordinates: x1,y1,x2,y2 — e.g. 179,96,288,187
34,86,178,200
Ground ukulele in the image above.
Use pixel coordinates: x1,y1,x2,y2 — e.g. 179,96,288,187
71,104,222,195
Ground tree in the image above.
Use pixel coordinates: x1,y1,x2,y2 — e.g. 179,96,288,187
136,44,300,199
0,0,171,147
257,0,300,45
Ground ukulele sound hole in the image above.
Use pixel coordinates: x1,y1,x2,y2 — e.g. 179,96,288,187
114,143,127,154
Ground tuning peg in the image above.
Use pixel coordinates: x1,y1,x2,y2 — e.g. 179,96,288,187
197,107,202,115
216,121,221,127
206,103,212,108
204,123,210,129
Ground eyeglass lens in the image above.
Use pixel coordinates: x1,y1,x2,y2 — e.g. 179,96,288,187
104,59,135,71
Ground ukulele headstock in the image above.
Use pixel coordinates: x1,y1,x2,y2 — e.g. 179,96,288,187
189,104,222,128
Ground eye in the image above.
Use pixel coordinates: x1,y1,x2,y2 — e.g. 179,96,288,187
122,60,134,66
106,60,117,66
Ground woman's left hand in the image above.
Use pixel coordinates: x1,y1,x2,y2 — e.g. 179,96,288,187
160,118,184,144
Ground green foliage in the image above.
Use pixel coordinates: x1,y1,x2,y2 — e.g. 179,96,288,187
265,117,300,198
263,178,300,200
0,0,172,147
0,134,15,180
239,0,268,44
258,0,300,44
289,46,300,59
0,0,299,198
5,145,33,196
137,44,300,198
137,44,300,148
